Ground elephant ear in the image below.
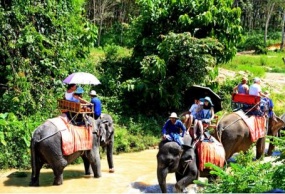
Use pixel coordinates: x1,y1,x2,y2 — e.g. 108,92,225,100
87,116,98,133
182,144,193,150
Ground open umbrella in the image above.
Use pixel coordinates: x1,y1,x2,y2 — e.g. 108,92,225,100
185,85,222,113
63,72,101,85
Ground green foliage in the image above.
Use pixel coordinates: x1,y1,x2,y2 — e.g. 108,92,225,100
105,32,225,113
98,0,243,114
113,122,160,154
200,149,275,193
0,113,43,169
131,0,242,63
100,22,134,47
270,134,285,190
238,34,265,51
0,0,97,118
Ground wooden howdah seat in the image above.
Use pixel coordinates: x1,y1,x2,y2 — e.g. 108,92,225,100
57,99,94,124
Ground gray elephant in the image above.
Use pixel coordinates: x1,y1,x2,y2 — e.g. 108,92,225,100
215,111,285,160
29,113,114,186
267,115,285,156
83,113,115,174
157,134,213,193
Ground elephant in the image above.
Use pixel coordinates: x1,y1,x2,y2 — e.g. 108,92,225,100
83,113,115,174
29,113,114,186
215,111,285,160
267,115,285,156
157,134,213,193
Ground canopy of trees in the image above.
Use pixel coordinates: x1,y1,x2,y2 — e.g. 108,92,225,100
100,0,242,114
0,0,97,117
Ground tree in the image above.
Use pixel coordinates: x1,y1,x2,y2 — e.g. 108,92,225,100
85,0,138,46
100,0,242,113
0,0,97,117
281,8,285,50
85,0,119,46
264,1,276,46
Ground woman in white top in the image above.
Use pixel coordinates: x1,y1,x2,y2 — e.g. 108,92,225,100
65,84,77,100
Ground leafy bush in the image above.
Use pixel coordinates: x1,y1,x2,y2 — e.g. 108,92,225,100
199,149,275,193
0,113,43,169
238,34,266,54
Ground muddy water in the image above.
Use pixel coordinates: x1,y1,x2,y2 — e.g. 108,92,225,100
0,148,177,193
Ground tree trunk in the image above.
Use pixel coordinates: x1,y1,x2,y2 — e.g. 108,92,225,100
264,3,275,47
280,8,285,50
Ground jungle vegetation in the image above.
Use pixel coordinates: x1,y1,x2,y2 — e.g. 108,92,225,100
1,0,285,192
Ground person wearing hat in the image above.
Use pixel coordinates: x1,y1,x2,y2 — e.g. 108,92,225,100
233,77,249,94
89,90,102,119
69,86,89,103
249,77,266,97
193,96,215,140
161,112,186,146
261,91,275,119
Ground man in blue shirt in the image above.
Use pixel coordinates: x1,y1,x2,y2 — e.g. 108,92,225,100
90,90,102,119
161,112,186,146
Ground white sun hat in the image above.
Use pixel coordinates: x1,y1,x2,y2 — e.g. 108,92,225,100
89,90,97,96
169,112,178,119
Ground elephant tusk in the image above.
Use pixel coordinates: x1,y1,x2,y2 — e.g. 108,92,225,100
184,159,192,163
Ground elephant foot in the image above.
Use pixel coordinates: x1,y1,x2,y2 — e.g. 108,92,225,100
109,168,115,173
29,181,39,187
53,181,63,185
93,174,101,178
53,178,63,185
174,184,184,193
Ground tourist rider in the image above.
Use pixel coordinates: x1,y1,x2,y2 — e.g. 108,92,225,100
161,112,186,146
193,96,215,141
233,77,249,94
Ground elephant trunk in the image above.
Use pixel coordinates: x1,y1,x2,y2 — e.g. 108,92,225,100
157,167,168,193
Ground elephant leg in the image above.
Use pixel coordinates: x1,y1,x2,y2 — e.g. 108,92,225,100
106,141,114,173
267,142,275,156
256,137,266,159
82,155,91,175
175,163,198,193
175,175,196,193
157,168,168,193
29,161,44,186
52,167,64,185
89,147,101,178
267,136,275,156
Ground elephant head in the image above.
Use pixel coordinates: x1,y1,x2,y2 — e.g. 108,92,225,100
97,113,114,147
157,135,199,193
267,116,285,156
83,113,115,174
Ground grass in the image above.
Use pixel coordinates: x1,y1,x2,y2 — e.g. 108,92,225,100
222,51,285,75
221,50,285,116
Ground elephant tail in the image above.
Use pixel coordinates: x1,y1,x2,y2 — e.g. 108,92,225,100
30,137,37,178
